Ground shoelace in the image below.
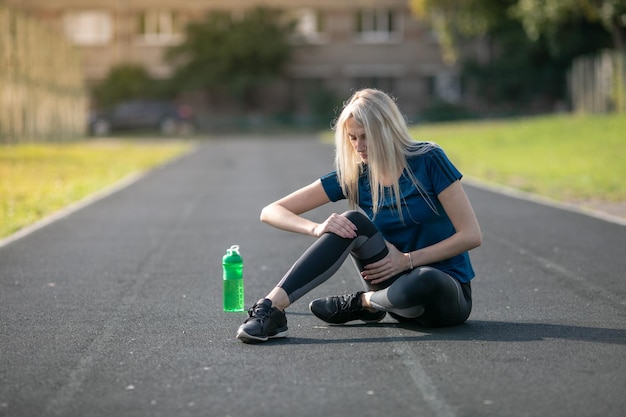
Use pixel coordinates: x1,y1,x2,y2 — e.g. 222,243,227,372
337,294,359,312
247,303,271,322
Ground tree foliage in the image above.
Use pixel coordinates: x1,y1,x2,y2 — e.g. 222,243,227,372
512,0,626,50
410,0,625,58
166,7,295,108
92,65,154,109
409,0,516,63
409,0,616,110
92,64,177,109
463,17,611,106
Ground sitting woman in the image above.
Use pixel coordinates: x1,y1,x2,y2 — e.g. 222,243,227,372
236,88,482,343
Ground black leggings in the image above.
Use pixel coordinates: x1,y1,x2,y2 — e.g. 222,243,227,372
277,210,472,327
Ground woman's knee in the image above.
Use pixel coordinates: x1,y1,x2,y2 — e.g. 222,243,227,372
341,210,378,236
387,267,449,306
412,267,446,292
341,210,366,223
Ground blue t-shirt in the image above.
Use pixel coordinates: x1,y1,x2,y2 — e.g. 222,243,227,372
320,145,475,282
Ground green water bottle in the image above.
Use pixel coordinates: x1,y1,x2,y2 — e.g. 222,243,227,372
223,245,244,312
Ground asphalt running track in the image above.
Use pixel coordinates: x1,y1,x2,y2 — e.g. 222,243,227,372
1,136,625,417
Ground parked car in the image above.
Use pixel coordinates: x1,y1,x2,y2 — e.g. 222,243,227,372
89,100,194,136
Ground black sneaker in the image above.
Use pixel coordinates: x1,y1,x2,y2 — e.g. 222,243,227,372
309,291,386,324
236,298,288,343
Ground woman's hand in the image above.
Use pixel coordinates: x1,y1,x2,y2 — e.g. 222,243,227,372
361,241,410,284
312,213,358,239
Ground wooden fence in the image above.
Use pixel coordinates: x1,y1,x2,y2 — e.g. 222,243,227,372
0,5,87,143
568,51,626,114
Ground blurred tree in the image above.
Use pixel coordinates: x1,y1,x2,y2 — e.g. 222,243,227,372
92,65,152,109
410,0,614,110
409,0,515,63
92,64,175,109
513,0,626,51
463,17,611,107
410,0,624,59
166,7,295,109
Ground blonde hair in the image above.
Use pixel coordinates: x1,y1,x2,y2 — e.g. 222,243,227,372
333,88,436,218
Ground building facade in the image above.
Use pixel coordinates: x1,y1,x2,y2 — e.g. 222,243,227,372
7,0,472,123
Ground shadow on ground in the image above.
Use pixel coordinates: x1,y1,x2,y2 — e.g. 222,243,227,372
251,320,626,346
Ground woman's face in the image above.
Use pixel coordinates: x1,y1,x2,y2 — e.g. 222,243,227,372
347,117,368,163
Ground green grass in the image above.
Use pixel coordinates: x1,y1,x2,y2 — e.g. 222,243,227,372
0,139,192,239
410,113,626,204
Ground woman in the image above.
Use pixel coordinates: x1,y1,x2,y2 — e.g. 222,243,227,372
236,89,482,344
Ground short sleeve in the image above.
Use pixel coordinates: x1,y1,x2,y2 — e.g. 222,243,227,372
320,171,346,202
426,147,463,195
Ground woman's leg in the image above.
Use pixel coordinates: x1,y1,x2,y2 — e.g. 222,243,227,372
238,210,387,343
367,267,472,327
272,210,388,308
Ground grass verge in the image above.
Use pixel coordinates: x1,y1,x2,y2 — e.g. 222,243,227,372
409,113,625,216
0,139,193,239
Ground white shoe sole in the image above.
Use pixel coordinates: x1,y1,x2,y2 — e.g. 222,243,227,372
236,328,289,343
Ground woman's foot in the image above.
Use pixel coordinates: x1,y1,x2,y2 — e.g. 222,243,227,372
236,299,288,343
309,291,386,324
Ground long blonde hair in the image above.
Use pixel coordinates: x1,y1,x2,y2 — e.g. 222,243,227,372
333,88,436,218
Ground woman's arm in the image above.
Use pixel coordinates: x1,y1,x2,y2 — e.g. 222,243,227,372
260,179,358,239
410,180,482,266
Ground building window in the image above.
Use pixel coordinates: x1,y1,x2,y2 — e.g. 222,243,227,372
63,11,112,45
355,9,401,43
137,11,183,44
292,9,327,43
